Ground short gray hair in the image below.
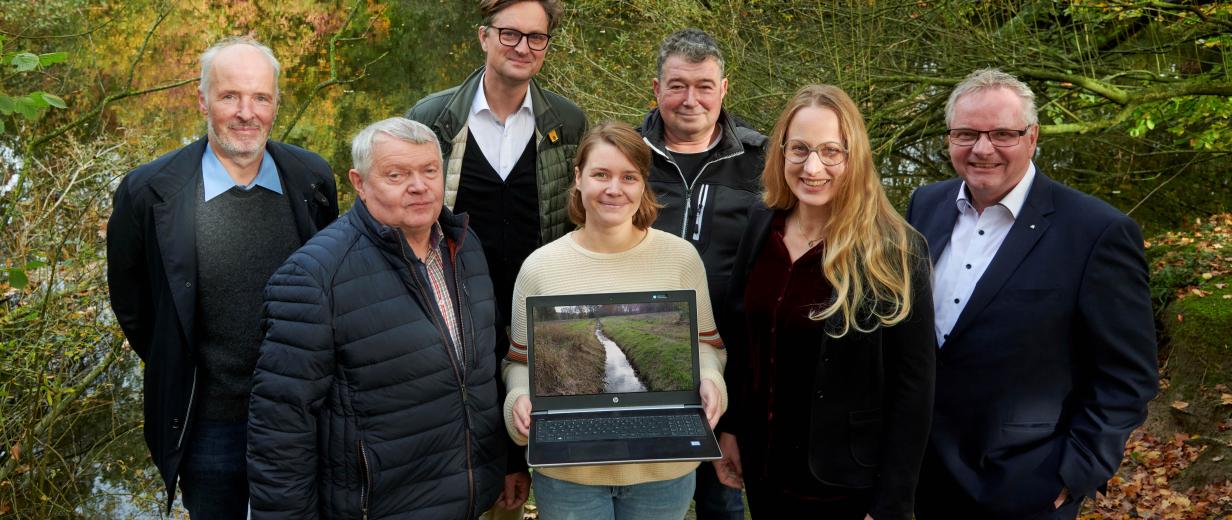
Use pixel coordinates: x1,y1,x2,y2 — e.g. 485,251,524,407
351,117,442,177
657,28,725,79
199,36,281,99
945,68,1038,128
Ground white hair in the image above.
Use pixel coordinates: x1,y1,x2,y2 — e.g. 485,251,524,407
199,36,281,99
351,118,442,177
945,68,1038,128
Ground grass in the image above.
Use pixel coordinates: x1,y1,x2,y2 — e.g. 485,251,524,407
600,312,694,392
532,319,605,396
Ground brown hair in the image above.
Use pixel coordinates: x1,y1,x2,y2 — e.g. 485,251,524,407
763,84,923,337
568,121,662,230
479,0,564,33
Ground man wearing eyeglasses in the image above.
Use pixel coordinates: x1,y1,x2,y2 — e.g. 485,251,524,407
404,1,585,518
906,68,1157,519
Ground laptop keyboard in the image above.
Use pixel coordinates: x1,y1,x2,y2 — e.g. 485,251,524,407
536,414,707,443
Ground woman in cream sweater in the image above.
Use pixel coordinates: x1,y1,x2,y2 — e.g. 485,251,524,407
502,121,727,519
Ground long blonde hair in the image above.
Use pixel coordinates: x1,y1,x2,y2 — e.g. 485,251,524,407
763,84,923,337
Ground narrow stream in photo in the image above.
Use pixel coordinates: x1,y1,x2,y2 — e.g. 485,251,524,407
595,327,647,393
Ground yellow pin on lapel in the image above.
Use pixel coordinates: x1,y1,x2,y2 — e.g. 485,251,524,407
548,129,559,143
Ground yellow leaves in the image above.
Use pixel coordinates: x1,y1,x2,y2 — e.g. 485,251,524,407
1171,400,1189,410
1220,393,1232,406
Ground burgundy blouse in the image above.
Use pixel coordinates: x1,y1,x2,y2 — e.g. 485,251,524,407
743,211,835,496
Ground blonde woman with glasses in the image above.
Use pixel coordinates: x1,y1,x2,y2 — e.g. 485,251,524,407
712,84,935,520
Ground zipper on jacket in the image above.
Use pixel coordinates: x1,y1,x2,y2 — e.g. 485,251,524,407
398,233,464,376
644,137,744,240
397,229,480,516
175,367,198,449
358,440,371,520
452,259,477,519
398,231,477,514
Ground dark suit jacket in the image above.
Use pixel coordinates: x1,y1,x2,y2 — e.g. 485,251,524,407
106,137,338,510
719,204,936,520
906,171,1157,518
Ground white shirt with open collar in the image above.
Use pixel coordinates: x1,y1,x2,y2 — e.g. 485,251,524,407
932,163,1037,347
467,72,536,181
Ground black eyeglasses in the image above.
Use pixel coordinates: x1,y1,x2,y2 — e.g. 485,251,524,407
487,26,551,51
946,128,1030,147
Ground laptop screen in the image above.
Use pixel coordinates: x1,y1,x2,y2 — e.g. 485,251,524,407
528,294,697,398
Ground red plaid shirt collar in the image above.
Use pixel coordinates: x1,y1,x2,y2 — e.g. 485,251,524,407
422,223,462,357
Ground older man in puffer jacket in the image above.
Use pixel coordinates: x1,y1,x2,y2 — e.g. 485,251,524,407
247,117,506,519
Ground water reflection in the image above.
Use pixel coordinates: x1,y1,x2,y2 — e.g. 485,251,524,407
595,328,646,394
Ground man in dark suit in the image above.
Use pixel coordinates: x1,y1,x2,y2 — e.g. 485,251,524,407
906,68,1157,519
106,36,337,517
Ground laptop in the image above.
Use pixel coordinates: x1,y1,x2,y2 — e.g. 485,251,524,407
525,290,723,467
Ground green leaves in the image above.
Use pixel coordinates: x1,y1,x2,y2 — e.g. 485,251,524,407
4,261,45,290
2,51,67,72
6,268,29,289
10,52,39,72
38,52,68,67
1,47,70,132
0,92,66,120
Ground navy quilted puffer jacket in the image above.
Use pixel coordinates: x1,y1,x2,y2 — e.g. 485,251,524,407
248,199,505,519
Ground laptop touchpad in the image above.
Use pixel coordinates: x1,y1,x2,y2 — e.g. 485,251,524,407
570,441,628,461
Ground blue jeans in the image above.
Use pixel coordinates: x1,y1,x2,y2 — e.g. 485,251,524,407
179,419,249,519
534,471,696,520
693,462,745,520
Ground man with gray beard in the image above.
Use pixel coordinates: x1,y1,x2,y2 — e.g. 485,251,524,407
106,36,337,518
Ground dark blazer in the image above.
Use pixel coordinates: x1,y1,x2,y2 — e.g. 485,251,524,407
105,137,338,511
719,204,936,520
906,171,1157,518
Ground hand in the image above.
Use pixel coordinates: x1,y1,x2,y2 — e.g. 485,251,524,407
699,379,722,429
712,432,743,489
496,471,531,510
1054,487,1068,509
512,395,532,437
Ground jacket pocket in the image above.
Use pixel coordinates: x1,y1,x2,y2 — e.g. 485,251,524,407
848,408,883,468
999,420,1057,445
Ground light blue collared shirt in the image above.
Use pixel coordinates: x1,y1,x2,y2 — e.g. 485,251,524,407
201,143,283,201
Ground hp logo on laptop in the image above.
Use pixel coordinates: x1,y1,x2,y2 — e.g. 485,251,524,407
613,397,620,403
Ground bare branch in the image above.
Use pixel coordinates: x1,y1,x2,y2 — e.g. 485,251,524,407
1017,68,1130,105
28,78,196,151
278,0,379,141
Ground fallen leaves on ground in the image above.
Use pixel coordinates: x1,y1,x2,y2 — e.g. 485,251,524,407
1083,430,1232,519
1148,213,1232,301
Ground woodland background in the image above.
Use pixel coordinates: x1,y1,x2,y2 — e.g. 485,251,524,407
1,1,1230,518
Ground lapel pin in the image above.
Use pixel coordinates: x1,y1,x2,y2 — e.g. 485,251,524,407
548,129,559,143
1029,224,1036,229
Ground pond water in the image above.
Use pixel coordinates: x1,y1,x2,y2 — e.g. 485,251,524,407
595,328,646,394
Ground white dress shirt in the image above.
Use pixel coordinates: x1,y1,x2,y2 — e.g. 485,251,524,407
932,164,1036,346
467,74,536,180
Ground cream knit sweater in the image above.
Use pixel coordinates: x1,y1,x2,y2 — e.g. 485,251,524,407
502,228,728,486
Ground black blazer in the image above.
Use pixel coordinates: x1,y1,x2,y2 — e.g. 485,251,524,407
105,137,338,511
906,171,1157,518
719,204,936,520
